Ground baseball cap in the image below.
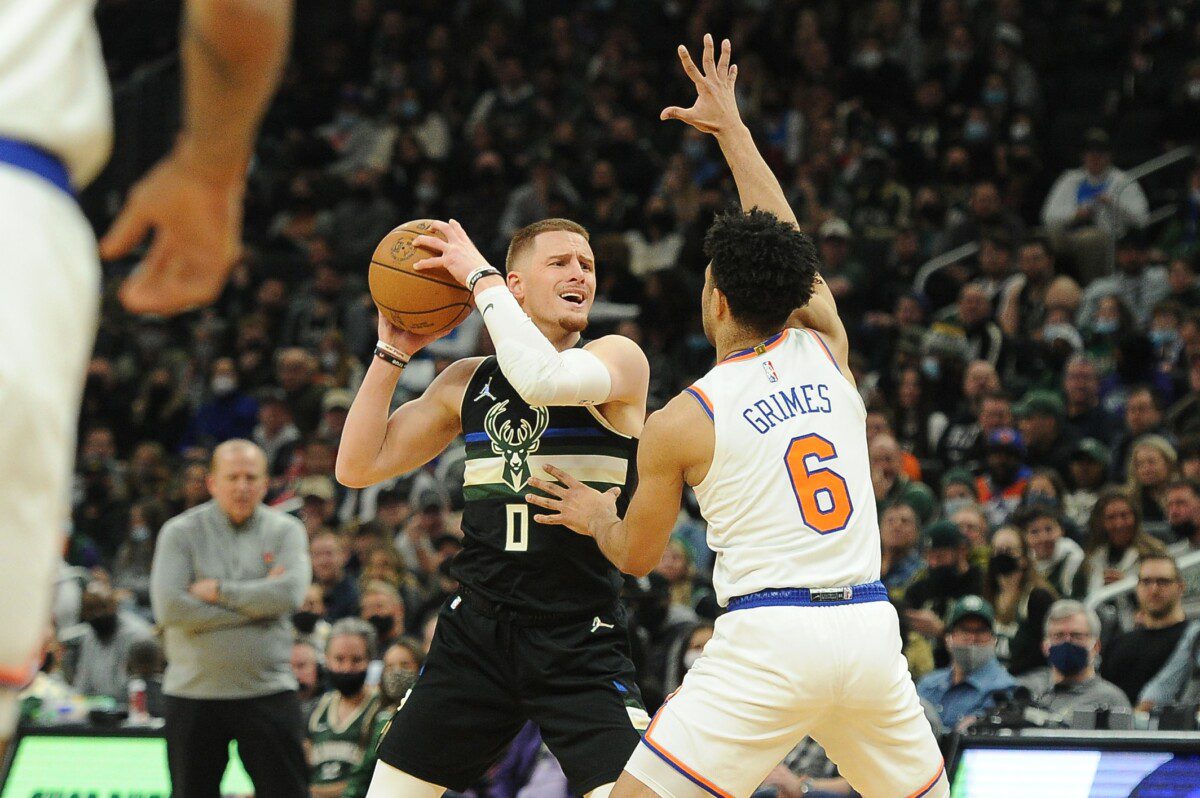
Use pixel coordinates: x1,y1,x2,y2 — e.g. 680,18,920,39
986,427,1026,454
322,389,353,413
941,468,977,493
925,520,965,550
296,475,335,503
1071,438,1111,466
946,595,995,631
1015,390,1065,420
819,218,851,240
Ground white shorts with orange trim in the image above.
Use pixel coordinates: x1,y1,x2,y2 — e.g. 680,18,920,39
626,602,947,798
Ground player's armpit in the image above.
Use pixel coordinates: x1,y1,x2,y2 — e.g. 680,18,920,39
336,358,477,488
583,335,650,407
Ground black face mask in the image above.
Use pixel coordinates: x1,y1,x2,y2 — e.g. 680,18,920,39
367,614,395,639
328,669,368,697
88,613,118,640
928,564,960,591
292,611,319,634
1172,521,1197,541
42,651,56,673
990,552,1021,577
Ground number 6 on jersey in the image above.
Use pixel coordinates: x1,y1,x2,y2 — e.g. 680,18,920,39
784,433,853,534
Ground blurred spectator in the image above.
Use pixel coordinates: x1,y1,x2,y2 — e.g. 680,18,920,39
975,428,1032,528
1126,436,1179,542
999,237,1077,344
307,618,379,798
71,581,153,700
310,530,360,621
1084,489,1168,596
1109,386,1170,481
1061,355,1112,444
1041,129,1148,282
151,440,310,798
293,584,332,653
342,639,424,798
1019,600,1131,722
950,503,992,571
1077,234,1170,330
871,434,936,526
297,476,339,538
254,389,302,478
654,538,717,621
905,521,985,665
984,526,1056,676
880,503,924,602
1166,355,1200,440
291,639,323,719
1166,479,1200,554
916,596,1016,731
182,357,260,449
111,499,168,609
1014,391,1077,476
1101,555,1188,705
359,580,406,651
755,735,853,798
276,348,326,435
126,638,166,719
1065,439,1111,530
815,218,865,315
1019,505,1087,601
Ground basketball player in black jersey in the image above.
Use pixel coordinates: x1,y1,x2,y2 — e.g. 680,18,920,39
337,217,651,798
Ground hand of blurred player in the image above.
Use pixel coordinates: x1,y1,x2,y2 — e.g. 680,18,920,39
526,465,622,537
660,34,741,136
376,309,451,359
100,137,245,316
904,608,945,638
189,578,221,604
411,219,492,288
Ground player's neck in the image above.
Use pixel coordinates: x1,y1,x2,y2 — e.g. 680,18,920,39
715,326,783,363
533,317,582,352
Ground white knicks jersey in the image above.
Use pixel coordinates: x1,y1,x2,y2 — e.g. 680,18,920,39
0,0,112,187
686,328,880,605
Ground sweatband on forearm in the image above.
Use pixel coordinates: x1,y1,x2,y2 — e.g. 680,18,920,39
475,285,612,406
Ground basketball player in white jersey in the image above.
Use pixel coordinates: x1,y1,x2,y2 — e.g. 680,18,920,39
527,36,948,798
0,0,292,755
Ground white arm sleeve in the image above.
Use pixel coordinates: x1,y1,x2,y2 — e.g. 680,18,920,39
476,285,613,406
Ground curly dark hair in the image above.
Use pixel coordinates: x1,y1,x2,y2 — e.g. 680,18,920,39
703,208,820,335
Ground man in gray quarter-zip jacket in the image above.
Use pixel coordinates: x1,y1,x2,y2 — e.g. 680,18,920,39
151,439,311,798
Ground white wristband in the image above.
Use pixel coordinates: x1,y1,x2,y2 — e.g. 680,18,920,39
376,340,411,362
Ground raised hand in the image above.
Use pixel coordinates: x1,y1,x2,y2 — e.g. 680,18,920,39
411,219,493,287
526,465,622,537
660,33,741,136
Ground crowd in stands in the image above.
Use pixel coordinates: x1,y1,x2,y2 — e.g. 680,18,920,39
19,0,1200,796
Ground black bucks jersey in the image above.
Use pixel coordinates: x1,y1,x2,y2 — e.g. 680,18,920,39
452,356,638,614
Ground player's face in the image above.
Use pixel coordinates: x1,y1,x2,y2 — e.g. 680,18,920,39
510,231,596,334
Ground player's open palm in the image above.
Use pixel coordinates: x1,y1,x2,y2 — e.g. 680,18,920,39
100,141,245,316
527,465,621,538
660,33,740,136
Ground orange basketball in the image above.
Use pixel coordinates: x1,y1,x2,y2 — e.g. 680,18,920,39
369,219,474,335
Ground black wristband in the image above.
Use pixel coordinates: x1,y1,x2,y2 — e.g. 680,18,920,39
374,347,408,369
466,266,502,292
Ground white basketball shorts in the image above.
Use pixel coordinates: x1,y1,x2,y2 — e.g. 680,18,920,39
627,596,948,798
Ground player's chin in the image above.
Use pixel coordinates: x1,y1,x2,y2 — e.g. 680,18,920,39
557,307,590,334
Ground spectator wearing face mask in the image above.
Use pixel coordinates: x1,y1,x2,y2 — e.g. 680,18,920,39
1019,505,1088,601
904,522,986,666
307,618,380,798
1020,600,1130,722
181,358,260,450
70,581,153,700
983,526,1057,676
359,580,406,652
293,584,332,653
917,596,1016,731
1102,555,1189,704
341,638,425,798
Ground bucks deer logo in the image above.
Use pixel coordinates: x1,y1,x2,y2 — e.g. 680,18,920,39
484,400,550,491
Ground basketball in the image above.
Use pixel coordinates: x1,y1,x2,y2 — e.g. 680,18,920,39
369,219,474,335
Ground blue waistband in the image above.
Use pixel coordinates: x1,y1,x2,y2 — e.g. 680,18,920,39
0,138,73,196
726,581,889,611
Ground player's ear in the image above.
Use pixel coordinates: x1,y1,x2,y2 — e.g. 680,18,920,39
507,270,525,301
712,287,730,319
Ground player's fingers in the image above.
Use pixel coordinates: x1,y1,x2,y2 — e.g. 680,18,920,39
717,38,731,74
118,237,173,313
660,106,688,122
421,219,452,236
527,477,565,497
524,493,559,510
532,514,562,525
412,234,447,253
99,200,152,260
411,255,446,272
701,33,716,76
676,45,703,84
542,464,582,488
729,63,738,86
604,487,621,500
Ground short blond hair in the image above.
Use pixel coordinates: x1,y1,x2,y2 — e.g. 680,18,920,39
504,218,590,273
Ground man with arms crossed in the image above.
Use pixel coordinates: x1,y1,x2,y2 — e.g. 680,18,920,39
528,36,947,798
0,0,292,757
337,216,650,798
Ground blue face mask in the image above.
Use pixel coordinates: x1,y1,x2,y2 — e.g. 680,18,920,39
1149,328,1178,348
1092,318,1118,335
921,356,941,381
983,88,1008,106
1047,641,1090,677
964,120,989,142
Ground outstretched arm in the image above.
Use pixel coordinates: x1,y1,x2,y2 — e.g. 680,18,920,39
526,393,710,575
662,35,851,373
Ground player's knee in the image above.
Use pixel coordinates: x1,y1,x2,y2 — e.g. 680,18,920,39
364,760,445,798
586,783,615,798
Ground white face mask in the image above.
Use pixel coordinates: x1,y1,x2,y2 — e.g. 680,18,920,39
682,649,703,670
211,375,237,396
